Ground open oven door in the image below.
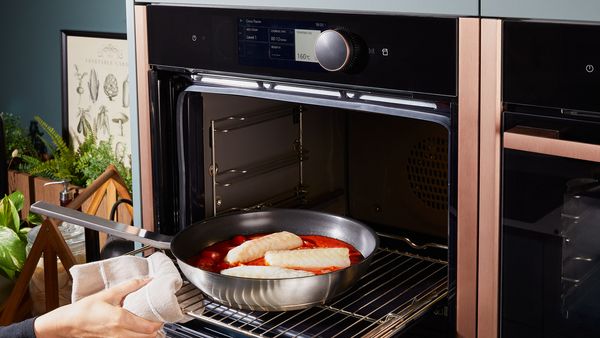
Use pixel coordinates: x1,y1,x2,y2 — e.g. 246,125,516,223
149,74,456,338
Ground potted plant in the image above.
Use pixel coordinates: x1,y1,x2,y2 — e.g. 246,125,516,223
0,191,42,305
1,113,39,214
1,113,37,163
5,116,132,218
21,116,132,191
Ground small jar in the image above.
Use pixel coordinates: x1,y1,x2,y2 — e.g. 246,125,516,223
26,222,86,315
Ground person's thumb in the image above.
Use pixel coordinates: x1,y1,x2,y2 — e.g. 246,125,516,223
97,277,152,305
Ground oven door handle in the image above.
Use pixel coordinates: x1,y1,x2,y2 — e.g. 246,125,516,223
504,128,600,163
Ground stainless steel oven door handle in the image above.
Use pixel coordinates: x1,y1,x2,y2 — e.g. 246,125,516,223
504,128,600,163
30,201,172,250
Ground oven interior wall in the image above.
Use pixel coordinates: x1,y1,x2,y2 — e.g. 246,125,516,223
200,93,448,240
348,111,449,238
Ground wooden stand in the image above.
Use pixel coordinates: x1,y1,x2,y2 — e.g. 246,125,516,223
67,165,133,262
0,165,132,324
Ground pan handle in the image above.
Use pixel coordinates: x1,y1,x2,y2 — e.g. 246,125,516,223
30,201,172,250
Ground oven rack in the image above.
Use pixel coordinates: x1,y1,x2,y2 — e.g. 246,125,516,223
166,247,448,338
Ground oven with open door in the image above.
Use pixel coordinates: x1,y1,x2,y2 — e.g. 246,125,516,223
132,5,465,337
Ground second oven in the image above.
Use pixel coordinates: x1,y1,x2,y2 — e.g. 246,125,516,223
501,20,600,338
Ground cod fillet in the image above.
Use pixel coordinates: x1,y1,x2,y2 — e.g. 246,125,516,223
265,247,351,269
220,265,314,279
224,231,303,264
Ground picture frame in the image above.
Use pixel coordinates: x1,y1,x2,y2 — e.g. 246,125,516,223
61,30,131,166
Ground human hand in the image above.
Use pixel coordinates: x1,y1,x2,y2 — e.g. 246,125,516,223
34,278,163,338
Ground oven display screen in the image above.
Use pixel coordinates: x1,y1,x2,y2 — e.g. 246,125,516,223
293,29,320,63
238,18,325,70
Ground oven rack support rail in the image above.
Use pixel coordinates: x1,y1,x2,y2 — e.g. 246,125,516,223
166,247,448,338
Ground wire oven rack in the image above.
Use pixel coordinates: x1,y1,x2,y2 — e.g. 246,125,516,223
164,247,448,338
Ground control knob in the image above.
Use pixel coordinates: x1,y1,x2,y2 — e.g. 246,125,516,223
314,29,364,72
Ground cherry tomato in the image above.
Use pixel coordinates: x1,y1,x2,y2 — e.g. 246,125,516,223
201,250,221,260
303,239,317,248
195,257,213,269
231,235,246,246
223,246,236,254
247,234,263,240
216,262,230,271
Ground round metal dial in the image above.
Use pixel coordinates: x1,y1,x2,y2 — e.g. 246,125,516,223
314,30,353,72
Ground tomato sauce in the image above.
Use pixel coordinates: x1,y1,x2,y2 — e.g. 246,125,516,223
189,234,363,275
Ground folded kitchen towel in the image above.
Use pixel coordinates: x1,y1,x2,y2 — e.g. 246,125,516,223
122,253,186,323
70,252,189,323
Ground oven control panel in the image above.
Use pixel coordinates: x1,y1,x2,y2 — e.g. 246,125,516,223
238,17,365,73
147,6,457,96
504,21,600,113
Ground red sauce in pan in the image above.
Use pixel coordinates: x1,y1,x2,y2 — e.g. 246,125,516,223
189,234,363,275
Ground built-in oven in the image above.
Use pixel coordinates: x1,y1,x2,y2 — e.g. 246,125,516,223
141,5,460,337
501,20,600,338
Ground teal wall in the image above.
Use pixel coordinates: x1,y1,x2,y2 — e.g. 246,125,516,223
0,1,126,132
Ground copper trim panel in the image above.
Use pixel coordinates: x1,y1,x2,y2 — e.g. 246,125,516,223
134,5,155,230
478,18,502,338
457,17,480,338
504,130,600,163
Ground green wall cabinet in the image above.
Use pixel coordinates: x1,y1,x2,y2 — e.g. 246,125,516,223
481,0,600,22
137,0,478,16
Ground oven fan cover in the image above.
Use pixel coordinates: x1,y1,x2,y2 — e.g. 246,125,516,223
407,136,448,212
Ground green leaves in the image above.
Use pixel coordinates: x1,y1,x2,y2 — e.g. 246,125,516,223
7,191,24,211
0,192,23,234
75,138,132,191
19,116,132,190
0,112,37,160
27,213,43,226
0,225,26,280
34,116,71,160
0,191,31,280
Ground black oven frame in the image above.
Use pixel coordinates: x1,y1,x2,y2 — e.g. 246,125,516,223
144,6,459,337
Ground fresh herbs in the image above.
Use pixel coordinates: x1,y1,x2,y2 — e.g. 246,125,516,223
76,138,132,190
18,116,132,191
0,191,42,280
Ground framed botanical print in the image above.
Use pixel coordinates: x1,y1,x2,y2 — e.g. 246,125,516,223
61,30,131,166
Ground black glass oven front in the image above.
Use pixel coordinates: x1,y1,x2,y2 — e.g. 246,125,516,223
502,112,600,338
501,21,600,337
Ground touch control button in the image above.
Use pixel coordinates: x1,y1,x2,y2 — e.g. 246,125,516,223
586,64,595,73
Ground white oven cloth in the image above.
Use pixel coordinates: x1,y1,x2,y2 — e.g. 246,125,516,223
70,252,191,324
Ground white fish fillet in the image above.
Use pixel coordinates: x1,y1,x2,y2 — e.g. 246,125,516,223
221,265,314,279
265,248,351,269
224,231,303,264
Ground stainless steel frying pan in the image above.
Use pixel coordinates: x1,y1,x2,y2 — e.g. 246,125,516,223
31,201,379,311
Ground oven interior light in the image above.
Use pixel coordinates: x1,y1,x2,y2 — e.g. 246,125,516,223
274,84,341,98
359,94,437,110
200,77,260,89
